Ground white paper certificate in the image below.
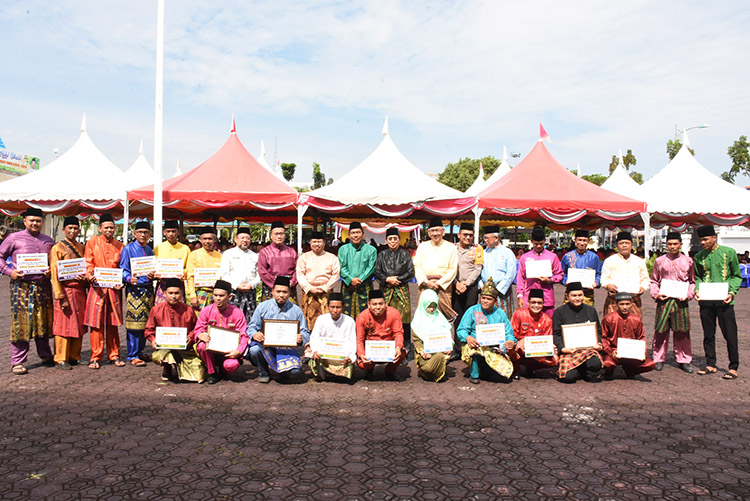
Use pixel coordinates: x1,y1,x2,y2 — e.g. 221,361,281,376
130,256,156,277
525,259,552,279
207,325,240,353
155,327,188,350
57,258,86,281
263,319,299,347
659,279,689,299
524,335,555,358
567,268,596,288
616,338,646,360
615,274,641,294
156,258,183,278
422,329,453,354
475,323,506,347
319,339,351,360
16,253,49,274
194,267,220,288
561,322,598,350
94,267,122,288
699,282,729,301
365,340,396,362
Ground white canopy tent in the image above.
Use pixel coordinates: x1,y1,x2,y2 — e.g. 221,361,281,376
601,150,643,200
479,146,512,190
464,162,486,196
122,139,156,241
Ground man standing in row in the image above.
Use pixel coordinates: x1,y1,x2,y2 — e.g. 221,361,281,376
296,230,340,331
561,229,601,306
414,217,458,322
153,220,190,305
453,223,483,356
374,227,414,353
338,222,377,318
517,226,563,317
186,226,223,313
258,221,298,301
601,231,649,317
219,227,261,324
480,225,515,316
120,220,155,366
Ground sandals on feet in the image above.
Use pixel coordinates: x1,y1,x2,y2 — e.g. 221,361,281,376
130,359,146,367
88,360,101,370
722,370,738,380
11,364,28,375
697,366,717,376
110,359,126,367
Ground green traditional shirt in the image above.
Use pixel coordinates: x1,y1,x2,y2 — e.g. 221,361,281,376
338,242,377,286
694,244,742,304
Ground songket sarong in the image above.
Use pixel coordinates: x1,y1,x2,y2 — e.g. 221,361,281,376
301,290,328,331
152,346,206,382
84,286,123,328
52,283,87,338
557,349,602,379
251,341,302,373
419,284,457,323
230,290,257,324
309,358,354,379
154,280,168,306
343,281,372,318
497,290,515,317
603,294,641,317
10,280,53,342
413,336,447,382
461,343,514,379
125,284,154,330
262,284,298,304
193,288,213,315
384,284,411,325
654,298,690,333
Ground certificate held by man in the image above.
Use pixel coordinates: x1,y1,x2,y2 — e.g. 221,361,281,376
525,259,552,279
194,267,220,288
616,338,646,360
562,322,598,350
659,279,689,299
698,282,729,301
524,335,555,357
207,325,241,353
94,267,123,288
156,258,184,278
57,257,86,281
17,253,49,274
365,340,396,362
131,256,157,277
319,340,350,360
615,274,640,294
568,268,596,289
155,327,188,350
263,319,299,347
475,323,506,347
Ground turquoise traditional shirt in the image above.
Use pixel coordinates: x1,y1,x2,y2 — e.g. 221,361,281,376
456,303,516,346
338,242,377,286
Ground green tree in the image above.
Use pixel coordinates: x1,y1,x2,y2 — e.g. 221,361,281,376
312,162,327,189
281,162,296,181
606,148,644,184
437,156,501,191
666,139,695,160
581,173,608,186
721,135,750,183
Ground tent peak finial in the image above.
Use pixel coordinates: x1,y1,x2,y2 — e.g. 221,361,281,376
502,145,508,162
139,139,144,155
260,140,266,157
682,130,691,148
231,114,236,134
382,115,389,136
174,157,182,177
80,113,87,133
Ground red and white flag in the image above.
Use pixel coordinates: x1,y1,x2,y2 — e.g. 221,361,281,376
539,123,551,143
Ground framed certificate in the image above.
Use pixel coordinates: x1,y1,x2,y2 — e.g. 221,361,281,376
17,253,49,274
365,340,396,362
561,322,598,350
155,327,188,350
94,267,123,288
194,267,220,288
475,323,506,347
156,258,183,278
57,258,86,281
659,279,689,299
319,339,351,360
616,338,646,360
422,329,453,354
525,259,552,279
567,268,596,288
263,319,299,347
698,282,729,301
615,275,640,294
130,256,156,277
207,325,240,353
524,335,554,358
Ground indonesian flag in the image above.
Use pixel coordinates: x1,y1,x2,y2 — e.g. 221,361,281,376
539,123,551,143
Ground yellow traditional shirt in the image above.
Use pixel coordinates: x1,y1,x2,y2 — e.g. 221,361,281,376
185,247,222,300
413,239,458,291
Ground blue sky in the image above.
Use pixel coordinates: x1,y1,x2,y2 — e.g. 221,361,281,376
2,1,749,186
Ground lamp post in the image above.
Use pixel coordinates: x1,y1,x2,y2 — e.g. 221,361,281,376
674,123,709,140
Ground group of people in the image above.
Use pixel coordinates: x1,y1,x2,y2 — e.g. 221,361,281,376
0,208,742,384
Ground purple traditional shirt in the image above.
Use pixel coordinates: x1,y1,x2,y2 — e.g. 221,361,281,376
0,229,54,282
516,249,563,307
257,243,298,288
649,253,695,300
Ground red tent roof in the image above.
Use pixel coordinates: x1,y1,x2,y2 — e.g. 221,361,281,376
128,131,298,213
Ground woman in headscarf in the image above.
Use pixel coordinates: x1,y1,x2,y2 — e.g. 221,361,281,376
411,289,453,382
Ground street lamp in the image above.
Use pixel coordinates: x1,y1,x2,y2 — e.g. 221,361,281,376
674,123,709,140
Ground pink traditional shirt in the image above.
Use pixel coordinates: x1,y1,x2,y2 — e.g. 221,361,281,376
192,303,249,354
295,250,340,293
516,249,563,307
649,253,695,300
257,243,298,289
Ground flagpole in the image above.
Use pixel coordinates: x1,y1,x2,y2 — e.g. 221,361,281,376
153,0,165,244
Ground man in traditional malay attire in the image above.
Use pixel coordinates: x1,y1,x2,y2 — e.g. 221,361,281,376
374,227,415,354
600,231,649,317
306,292,356,381
219,227,261,324
480,225,514,316
120,220,155,366
355,289,406,380
414,217,458,322
561,229,601,306
296,230,340,331
552,282,604,383
0,208,54,374
246,276,310,383
412,289,453,382
517,226,563,318
258,221,298,301
153,220,190,305
510,289,557,378
601,292,655,379
338,221,377,318
193,280,248,384
84,213,125,368
694,225,742,379
649,231,695,373
49,216,87,369
186,226,222,314
456,278,515,384
145,278,204,383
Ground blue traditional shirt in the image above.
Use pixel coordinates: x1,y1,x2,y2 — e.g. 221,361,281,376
456,303,516,349
247,298,311,346
480,244,517,295
120,241,154,285
561,249,602,287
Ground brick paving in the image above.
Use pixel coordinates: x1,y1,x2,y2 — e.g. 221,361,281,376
1,276,749,499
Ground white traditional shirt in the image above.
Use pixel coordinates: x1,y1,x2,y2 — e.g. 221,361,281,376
308,312,357,362
219,246,261,290
413,239,458,291
601,252,650,292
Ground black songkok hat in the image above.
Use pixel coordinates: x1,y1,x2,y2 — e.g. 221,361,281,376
615,292,633,302
566,281,584,293
385,227,399,238
616,231,632,242
134,220,150,231
349,222,363,231
328,292,344,303
459,222,474,232
697,225,716,238
575,229,590,238
63,216,80,227
164,220,179,229
199,226,216,235
531,226,546,241
666,231,682,241
99,213,114,224
213,280,233,293
528,289,545,300
164,278,184,290
368,289,385,300
236,227,250,235
270,221,285,230
310,231,324,240
484,225,500,234
428,216,443,229
273,276,291,288
22,207,44,218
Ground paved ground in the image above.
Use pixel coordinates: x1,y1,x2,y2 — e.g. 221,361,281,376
1,276,749,499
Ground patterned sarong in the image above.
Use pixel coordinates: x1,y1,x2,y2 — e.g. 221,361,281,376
301,291,328,331
154,280,168,306
9,280,53,342
253,341,302,373
343,281,372,318
125,284,154,330
192,288,213,317
53,283,87,338
152,346,206,382
84,286,122,328
231,290,257,324
557,348,602,379
384,284,411,325
309,358,354,379
654,298,690,333
461,343,514,379
497,290,515,317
